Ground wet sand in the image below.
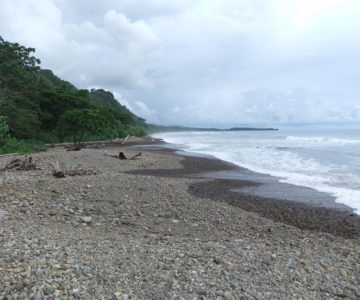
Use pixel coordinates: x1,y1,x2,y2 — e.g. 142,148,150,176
128,145,360,239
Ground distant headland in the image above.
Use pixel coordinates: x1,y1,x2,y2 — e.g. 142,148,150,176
147,124,278,133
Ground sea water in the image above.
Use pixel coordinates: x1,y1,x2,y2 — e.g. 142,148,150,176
152,128,360,214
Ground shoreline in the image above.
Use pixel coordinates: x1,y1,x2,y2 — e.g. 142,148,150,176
0,139,359,299
128,143,360,239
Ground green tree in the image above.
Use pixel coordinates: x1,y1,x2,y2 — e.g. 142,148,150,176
56,108,110,146
0,116,10,146
0,36,40,94
0,36,42,138
39,69,76,91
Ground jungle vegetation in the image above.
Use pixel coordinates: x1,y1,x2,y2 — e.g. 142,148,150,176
0,36,146,153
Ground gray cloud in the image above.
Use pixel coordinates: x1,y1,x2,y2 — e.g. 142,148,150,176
1,0,360,126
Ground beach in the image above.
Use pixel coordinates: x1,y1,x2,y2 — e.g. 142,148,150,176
0,138,359,299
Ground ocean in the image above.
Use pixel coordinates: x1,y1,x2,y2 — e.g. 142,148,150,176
152,128,360,214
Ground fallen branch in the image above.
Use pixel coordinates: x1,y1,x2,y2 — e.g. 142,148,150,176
104,152,141,160
1,156,40,172
119,152,127,160
130,152,141,160
53,168,100,178
121,135,130,145
66,143,84,151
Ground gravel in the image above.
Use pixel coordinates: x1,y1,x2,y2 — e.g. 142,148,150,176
0,142,359,299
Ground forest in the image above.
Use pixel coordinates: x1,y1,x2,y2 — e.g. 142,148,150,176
0,36,147,154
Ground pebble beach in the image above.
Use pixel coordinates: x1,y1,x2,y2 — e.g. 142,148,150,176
0,138,359,299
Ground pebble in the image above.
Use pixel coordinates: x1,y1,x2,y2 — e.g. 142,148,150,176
0,210,8,219
80,216,92,224
0,145,358,299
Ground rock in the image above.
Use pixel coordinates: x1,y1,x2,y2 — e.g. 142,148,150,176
34,267,42,276
0,210,9,219
20,206,31,213
31,294,42,300
44,285,54,295
70,289,79,297
340,270,348,278
80,216,92,224
67,208,75,214
0,145,359,300
222,269,232,277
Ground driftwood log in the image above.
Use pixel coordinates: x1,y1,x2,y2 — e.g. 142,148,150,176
53,168,100,178
66,144,84,151
1,156,40,172
119,152,127,160
105,152,141,160
121,135,130,145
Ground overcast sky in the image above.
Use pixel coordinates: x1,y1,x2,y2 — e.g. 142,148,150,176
1,0,360,127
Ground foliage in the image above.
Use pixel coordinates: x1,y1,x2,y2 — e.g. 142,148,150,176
0,36,40,93
89,88,146,126
0,36,148,152
56,109,111,145
39,69,76,91
0,116,9,146
37,88,95,130
128,126,147,137
90,88,122,109
0,36,43,138
0,138,48,154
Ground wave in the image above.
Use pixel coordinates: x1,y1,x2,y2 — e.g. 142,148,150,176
154,131,360,214
286,136,360,145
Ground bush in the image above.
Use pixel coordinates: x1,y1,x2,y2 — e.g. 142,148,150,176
0,138,48,154
0,117,10,146
56,108,111,145
128,126,146,137
36,131,59,144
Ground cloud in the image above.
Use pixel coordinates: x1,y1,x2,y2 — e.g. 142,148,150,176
133,101,157,120
113,92,158,121
0,0,159,90
1,0,360,125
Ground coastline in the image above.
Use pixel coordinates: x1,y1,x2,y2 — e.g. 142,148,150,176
0,138,359,299
129,143,360,239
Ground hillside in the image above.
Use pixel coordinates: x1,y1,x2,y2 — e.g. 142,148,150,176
0,36,146,153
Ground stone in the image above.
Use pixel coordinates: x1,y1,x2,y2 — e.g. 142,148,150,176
70,289,79,297
44,285,54,295
80,216,92,224
0,210,9,219
20,206,31,213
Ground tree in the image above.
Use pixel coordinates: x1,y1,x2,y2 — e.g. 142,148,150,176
56,109,110,146
37,88,95,130
39,69,76,91
0,36,40,93
0,36,42,138
0,116,9,146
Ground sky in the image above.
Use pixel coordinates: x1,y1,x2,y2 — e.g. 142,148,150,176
1,0,360,127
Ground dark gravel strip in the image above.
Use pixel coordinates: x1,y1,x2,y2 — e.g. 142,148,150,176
127,148,360,239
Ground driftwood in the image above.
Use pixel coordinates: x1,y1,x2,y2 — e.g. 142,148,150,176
121,135,130,145
104,152,141,160
53,168,100,178
66,144,84,151
131,152,141,160
1,156,40,172
119,152,127,160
